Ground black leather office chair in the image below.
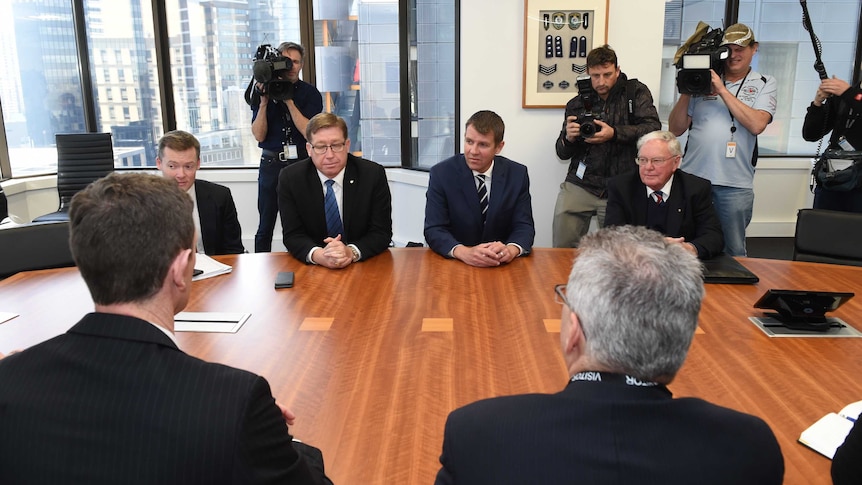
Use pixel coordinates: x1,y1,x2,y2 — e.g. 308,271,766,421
0,221,75,279
33,133,114,223
793,208,862,267
0,185,8,222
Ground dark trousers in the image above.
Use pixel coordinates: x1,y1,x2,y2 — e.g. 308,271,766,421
255,154,291,252
813,186,862,213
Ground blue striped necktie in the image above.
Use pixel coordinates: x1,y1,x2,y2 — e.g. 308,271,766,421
324,179,344,237
476,174,488,224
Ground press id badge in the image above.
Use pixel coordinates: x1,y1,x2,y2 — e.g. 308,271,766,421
725,141,737,158
576,161,587,179
282,145,298,160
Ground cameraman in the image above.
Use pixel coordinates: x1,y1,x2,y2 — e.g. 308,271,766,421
802,76,862,212
553,45,660,248
668,24,777,256
251,41,323,252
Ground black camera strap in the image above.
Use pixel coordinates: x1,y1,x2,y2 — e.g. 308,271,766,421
726,69,750,139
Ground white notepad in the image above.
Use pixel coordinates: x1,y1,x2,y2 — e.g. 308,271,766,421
174,312,250,333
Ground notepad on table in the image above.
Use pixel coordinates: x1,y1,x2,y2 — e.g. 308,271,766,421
799,400,862,459
174,312,250,333
193,254,232,281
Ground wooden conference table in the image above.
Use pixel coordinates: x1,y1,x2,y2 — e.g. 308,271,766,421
1,248,861,484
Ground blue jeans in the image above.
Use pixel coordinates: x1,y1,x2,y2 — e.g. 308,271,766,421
711,185,754,257
254,154,291,252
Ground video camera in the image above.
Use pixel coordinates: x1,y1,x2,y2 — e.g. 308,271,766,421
575,75,603,139
252,44,296,101
674,25,730,95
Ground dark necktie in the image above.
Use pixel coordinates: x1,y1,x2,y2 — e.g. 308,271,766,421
652,191,664,205
477,174,488,224
324,179,344,237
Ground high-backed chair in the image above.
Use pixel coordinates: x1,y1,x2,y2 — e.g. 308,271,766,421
33,133,114,222
0,221,75,279
793,208,862,267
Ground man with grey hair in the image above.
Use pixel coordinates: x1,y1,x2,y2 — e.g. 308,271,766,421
605,130,724,259
435,226,783,485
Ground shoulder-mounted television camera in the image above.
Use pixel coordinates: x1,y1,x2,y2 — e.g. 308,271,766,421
252,44,296,101
674,23,730,95
575,75,603,139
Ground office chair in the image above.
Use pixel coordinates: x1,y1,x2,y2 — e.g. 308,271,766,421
0,185,8,222
0,221,75,279
793,208,862,267
33,133,114,223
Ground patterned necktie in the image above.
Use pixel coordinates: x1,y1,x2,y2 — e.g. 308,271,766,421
476,174,488,224
652,191,664,205
324,179,344,237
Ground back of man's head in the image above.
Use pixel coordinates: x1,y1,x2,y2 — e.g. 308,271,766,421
465,110,505,145
69,173,194,305
566,225,703,383
586,44,618,69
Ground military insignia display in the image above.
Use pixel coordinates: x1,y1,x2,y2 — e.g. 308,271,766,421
536,9,596,92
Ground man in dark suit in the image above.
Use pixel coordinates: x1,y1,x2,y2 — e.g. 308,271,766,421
278,112,392,269
424,110,534,267
605,130,724,259
435,225,784,485
157,130,245,255
0,173,330,485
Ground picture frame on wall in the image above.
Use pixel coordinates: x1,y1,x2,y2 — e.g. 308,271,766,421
522,0,609,109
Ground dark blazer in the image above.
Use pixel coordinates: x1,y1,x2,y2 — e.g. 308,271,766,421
195,179,245,255
0,313,327,485
278,154,392,262
424,155,535,256
435,377,784,485
833,418,862,485
605,169,724,259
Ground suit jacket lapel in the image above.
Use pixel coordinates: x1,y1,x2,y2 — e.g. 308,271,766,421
457,156,484,229
194,180,215,252
665,175,685,236
341,156,358,238
304,162,328,239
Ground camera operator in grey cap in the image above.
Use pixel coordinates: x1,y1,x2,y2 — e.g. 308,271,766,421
668,23,777,257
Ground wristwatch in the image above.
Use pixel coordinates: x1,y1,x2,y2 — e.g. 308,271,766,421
349,245,360,262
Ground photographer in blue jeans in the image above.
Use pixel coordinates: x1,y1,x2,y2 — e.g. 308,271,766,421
251,41,323,252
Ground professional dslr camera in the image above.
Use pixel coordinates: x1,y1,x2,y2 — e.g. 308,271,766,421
252,44,296,101
575,75,603,139
674,23,730,95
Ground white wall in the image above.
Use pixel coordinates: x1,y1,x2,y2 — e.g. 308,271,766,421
2,0,815,245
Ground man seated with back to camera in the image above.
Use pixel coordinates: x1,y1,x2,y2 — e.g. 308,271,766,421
278,113,392,269
424,110,535,267
156,130,245,255
434,225,783,485
251,41,323,253
605,130,724,259
0,173,331,484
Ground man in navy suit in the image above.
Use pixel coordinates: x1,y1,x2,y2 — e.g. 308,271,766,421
278,113,392,268
424,110,535,267
435,225,783,485
605,130,724,259
157,130,245,255
0,173,330,484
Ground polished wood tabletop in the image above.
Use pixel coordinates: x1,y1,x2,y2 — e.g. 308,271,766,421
1,248,861,485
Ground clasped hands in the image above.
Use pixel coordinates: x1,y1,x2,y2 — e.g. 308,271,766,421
312,235,354,269
454,241,518,267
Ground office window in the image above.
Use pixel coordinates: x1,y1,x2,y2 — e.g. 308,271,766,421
84,0,163,166
164,0,302,168
0,0,456,178
0,0,85,177
658,0,861,156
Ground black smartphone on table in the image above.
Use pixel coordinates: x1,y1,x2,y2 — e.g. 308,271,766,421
275,271,295,289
